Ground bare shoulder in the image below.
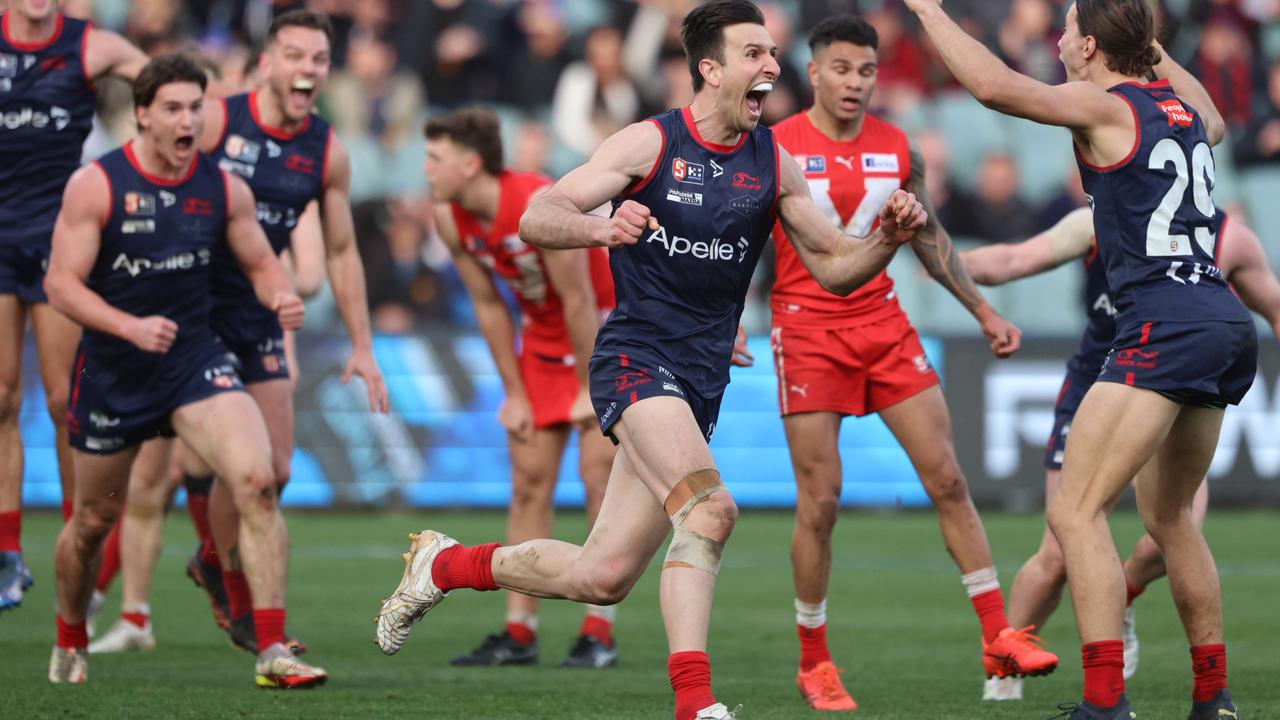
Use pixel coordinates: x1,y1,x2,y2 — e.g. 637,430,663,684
593,120,664,178
64,163,112,216
221,170,255,211
774,145,809,199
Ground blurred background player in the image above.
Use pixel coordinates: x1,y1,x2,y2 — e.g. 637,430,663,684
425,106,621,668
44,53,324,688
760,14,1051,710
906,0,1249,716
963,206,1280,700
178,9,387,655
376,3,926,718
0,0,145,611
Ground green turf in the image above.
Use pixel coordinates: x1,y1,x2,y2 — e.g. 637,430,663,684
2,510,1277,719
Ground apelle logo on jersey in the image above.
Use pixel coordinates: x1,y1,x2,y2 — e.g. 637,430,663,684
672,157,704,185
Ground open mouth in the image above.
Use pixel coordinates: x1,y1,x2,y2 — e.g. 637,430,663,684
175,135,194,152
746,81,772,116
289,78,316,105
839,95,862,112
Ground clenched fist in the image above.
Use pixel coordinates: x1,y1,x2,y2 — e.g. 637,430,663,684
128,315,178,353
603,200,659,248
273,291,305,331
877,190,928,245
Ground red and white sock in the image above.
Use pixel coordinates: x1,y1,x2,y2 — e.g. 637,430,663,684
505,609,537,646
795,598,831,671
1082,640,1125,707
184,475,221,570
121,603,150,629
0,510,20,553
61,500,73,523
56,616,88,650
223,569,253,620
431,542,500,593
95,519,122,593
254,608,286,651
669,650,716,720
1125,578,1146,608
1191,643,1227,702
963,567,1009,644
580,604,616,645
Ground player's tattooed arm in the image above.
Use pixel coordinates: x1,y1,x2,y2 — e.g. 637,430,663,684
960,207,1095,285
223,172,304,331
85,29,149,83
904,139,986,313
1220,218,1280,339
521,121,663,250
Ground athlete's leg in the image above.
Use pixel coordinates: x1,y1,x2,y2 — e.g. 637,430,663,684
178,442,229,631
783,412,842,609
30,304,81,518
0,296,26,562
119,439,176,615
1007,469,1068,633
571,423,622,656
503,425,570,637
1124,479,1209,595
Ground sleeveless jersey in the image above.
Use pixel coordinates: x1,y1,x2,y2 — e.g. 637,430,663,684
207,91,330,312
0,13,95,244
87,144,227,367
1077,80,1248,325
601,106,779,396
451,170,615,360
770,111,910,328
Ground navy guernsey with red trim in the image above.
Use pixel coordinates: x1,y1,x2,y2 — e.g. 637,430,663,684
0,13,96,244
1077,80,1247,325
208,91,330,316
595,107,779,397
86,144,227,367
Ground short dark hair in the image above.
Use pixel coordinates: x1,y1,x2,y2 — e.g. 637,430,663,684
132,53,207,109
424,107,504,176
1076,0,1161,78
267,10,334,48
681,0,765,93
809,14,879,55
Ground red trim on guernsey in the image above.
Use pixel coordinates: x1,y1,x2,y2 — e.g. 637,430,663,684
1076,94,1141,172
619,354,629,368
93,161,112,229
629,391,638,404
1138,322,1153,346
772,136,782,212
1116,79,1172,91
80,20,95,91
1215,212,1230,265
628,119,666,196
1125,372,1135,386
123,141,197,186
248,90,310,141
680,106,747,154
69,350,87,408
221,170,233,219
321,128,333,185
214,97,229,150
2,12,63,51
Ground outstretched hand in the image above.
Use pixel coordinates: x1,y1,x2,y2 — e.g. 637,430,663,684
877,190,928,245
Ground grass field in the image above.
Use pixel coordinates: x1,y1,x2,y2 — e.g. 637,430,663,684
2,509,1278,719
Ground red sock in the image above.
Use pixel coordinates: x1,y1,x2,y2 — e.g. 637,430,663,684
669,650,716,720
580,615,613,645
505,621,536,645
970,588,1010,644
254,608,285,650
797,623,832,671
1125,579,1146,607
56,617,88,649
1082,640,1125,707
223,569,252,619
95,520,122,592
61,500,73,523
1191,643,1227,702
431,543,500,593
121,610,149,629
0,510,20,552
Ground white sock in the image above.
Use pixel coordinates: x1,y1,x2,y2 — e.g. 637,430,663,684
795,598,827,628
584,604,616,622
122,602,151,617
505,610,539,630
961,567,1000,598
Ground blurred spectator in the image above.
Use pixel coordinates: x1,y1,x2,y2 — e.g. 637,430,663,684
1188,12,1263,131
916,130,968,235
997,0,1065,85
327,32,423,148
1036,166,1090,233
551,25,640,158
944,152,1040,244
623,0,694,112
497,0,571,113
659,47,695,111
510,120,552,175
1236,58,1280,165
865,6,928,116
410,0,504,108
353,198,442,334
758,2,805,125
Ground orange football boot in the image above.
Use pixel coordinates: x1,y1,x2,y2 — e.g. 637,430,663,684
983,626,1059,678
797,661,858,711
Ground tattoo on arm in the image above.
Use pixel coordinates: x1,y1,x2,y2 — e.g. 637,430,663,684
906,141,987,313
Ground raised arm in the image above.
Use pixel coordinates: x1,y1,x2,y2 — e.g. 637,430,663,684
960,207,1096,285
45,164,177,352
1220,217,1280,338
436,203,533,442
223,172,304,331
1151,41,1226,146
85,28,149,83
520,120,663,250
775,145,925,296
320,137,387,413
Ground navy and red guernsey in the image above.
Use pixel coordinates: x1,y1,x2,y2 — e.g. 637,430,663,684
1078,81,1248,325
589,107,779,440
0,12,96,300
207,90,330,318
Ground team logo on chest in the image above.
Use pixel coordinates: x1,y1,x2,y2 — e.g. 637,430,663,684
285,153,316,174
672,157,704,185
803,155,826,174
124,192,156,216
225,134,261,163
861,153,898,173
159,191,177,208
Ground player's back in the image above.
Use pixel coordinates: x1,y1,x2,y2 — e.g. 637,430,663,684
0,13,96,240
87,144,227,371
770,111,909,327
1078,80,1248,325
451,169,614,359
600,107,778,396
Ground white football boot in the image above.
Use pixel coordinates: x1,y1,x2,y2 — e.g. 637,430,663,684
48,646,88,684
255,642,327,689
1122,606,1139,680
695,703,743,719
89,618,156,654
376,530,458,655
983,675,1024,701
84,590,105,638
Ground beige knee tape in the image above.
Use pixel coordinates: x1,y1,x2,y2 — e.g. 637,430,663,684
125,503,163,519
662,468,727,575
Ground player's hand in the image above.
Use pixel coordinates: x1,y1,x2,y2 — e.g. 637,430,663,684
498,392,535,444
978,305,1021,358
341,346,389,413
604,200,658,248
877,190,927,246
272,291,305,331
128,315,178,353
730,325,754,367
569,387,595,433
901,0,943,13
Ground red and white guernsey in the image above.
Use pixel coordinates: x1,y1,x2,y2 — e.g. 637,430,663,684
450,170,615,361
771,111,911,327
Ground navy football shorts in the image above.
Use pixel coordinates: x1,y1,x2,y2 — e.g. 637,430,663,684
1098,319,1257,409
589,347,723,444
1043,368,1097,471
67,336,245,454
0,241,50,303
211,305,289,385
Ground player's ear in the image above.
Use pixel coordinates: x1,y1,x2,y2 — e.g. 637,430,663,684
699,57,722,89
806,60,818,91
1080,34,1097,63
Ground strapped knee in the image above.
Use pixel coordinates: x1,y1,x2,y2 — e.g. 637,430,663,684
662,468,728,576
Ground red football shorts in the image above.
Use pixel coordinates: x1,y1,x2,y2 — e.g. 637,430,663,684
770,311,939,417
519,349,581,430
